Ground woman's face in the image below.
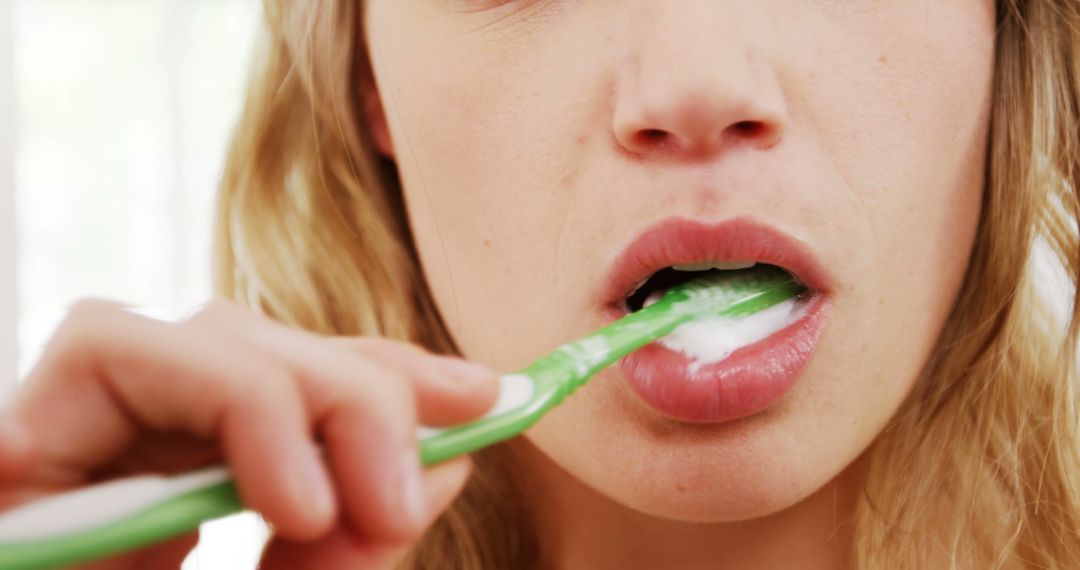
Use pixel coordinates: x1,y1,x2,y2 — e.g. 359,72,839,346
362,1,994,522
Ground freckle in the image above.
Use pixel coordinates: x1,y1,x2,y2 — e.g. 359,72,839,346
576,134,587,146
483,239,491,247
878,55,888,64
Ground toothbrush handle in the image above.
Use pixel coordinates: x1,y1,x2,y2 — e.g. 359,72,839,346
0,271,796,569
0,373,542,570
0,294,714,569
0,475,242,570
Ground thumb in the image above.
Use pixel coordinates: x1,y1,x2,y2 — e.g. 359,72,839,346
259,457,472,570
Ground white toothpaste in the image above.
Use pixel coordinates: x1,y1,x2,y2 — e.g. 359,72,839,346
647,294,804,371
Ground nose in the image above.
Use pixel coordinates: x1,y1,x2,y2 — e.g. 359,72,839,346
612,4,788,159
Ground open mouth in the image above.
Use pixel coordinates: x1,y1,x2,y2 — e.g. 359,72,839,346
600,217,833,423
620,262,807,313
618,262,817,372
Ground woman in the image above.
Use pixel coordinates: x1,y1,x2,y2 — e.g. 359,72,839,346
2,1,1078,568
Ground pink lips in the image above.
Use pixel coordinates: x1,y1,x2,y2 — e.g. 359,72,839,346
602,217,833,423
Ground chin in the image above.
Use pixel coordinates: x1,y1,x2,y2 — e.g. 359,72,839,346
595,426,832,523
614,455,822,524
523,388,854,526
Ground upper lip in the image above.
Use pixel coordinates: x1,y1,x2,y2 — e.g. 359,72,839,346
601,217,833,309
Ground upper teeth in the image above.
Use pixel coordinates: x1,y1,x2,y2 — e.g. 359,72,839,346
672,261,757,271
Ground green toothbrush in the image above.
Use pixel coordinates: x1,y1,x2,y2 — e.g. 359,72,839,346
0,266,802,570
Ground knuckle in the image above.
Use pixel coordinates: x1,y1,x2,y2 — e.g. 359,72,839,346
225,363,293,404
351,357,416,397
48,298,125,353
213,368,299,431
316,343,413,388
26,299,134,390
64,298,119,327
335,367,414,418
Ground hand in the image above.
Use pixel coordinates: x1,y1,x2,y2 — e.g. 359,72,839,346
0,299,499,569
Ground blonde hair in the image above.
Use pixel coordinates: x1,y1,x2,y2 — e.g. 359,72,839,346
215,1,1080,567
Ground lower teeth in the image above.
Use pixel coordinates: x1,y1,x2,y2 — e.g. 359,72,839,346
643,290,664,309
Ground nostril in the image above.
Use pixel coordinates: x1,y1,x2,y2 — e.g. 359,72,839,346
637,129,671,144
733,121,762,134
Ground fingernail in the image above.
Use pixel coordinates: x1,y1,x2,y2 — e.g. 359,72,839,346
435,357,495,384
296,444,335,521
399,449,427,529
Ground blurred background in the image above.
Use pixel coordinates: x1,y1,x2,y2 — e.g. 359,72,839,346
0,0,269,566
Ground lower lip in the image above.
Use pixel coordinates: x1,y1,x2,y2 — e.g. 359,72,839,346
606,294,831,423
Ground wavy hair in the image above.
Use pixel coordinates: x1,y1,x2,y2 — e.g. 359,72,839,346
214,1,1080,567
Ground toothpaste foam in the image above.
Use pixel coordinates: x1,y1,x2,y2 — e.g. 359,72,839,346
659,298,803,371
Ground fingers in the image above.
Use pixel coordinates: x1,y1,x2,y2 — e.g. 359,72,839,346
7,298,500,553
314,371,426,542
11,301,340,538
182,308,496,540
258,457,473,570
13,301,339,539
218,370,337,540
198,307,501,427
247,335,495,542
181,306,499,540
353,342,500,426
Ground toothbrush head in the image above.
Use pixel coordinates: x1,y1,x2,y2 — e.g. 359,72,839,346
660,265,805,318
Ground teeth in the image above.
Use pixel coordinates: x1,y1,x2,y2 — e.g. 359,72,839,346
625,278,649,299
672,261,757,271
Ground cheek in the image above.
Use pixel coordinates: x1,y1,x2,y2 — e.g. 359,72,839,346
780,0,994,451
799,0,992,341
367,6,613,367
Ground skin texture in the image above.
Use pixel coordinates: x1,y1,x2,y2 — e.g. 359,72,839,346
363,1,995,568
